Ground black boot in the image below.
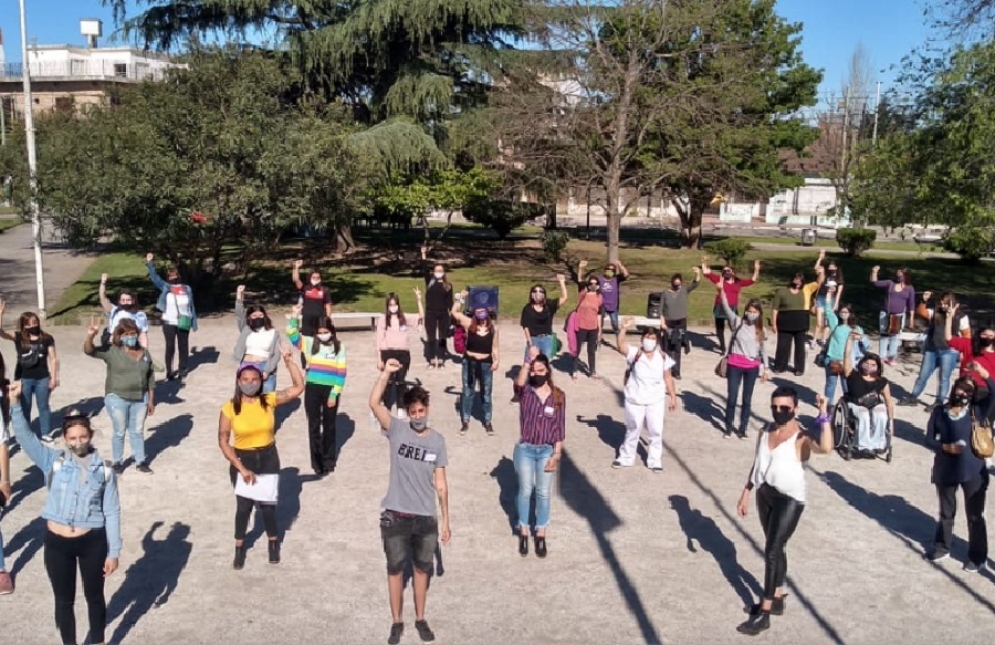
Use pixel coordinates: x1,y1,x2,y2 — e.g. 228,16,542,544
535,536,548,558
736,610,770,635
233,545,246,570
268,539,281,564
746,595,785,616
518,534,529,557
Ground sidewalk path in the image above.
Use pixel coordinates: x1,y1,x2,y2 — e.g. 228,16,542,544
0,221,95,316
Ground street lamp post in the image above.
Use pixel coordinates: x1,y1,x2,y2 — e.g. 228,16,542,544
18,0,46,318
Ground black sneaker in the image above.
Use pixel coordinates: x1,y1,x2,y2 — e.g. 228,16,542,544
166,371,178,382
232,546,246,570
387,622,404,645
736,610,770,635
898,397,921,407
268,540,280,564
414,619,435,642
746,595,786,616
112,463,126,476
737,430,748,440
925,550,949,563
484,422,495,436
135,464,153,474
510,394,520,404
964,561,986,573
459,421,469,436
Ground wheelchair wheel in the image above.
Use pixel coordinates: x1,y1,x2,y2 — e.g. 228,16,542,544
831,400,850,451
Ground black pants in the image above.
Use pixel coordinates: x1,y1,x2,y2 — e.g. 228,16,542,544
934,472,989,565
304,382,338,474
161,323,190,376
380,349,411,411
774,329,807,373
572,328,599,376
757,484,805,600
424,310,449,361
664,319,687,377
44,528,108,645
715,316,728,353
230,443,280,540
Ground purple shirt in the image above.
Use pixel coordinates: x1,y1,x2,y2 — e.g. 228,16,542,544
873,280,916,315
596,274,626,312
519,384,566,446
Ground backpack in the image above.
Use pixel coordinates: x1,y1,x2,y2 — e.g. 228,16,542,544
48,455,114,491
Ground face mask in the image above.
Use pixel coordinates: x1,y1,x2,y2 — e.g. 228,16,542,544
605,270,615,278
68,442,92,458
771,408,795,426
248,318,265,330
981,337,995,348
745,312,759,323
120,302,135,311
860,362,878,375
828,270,837,276
951,393,971,407
433,272,445,281
529,374,548,388
722,272,733,280
122,336,138,348
168,277,180,284
25,325,40,335
790,282,802,289
410,417,429,432
239,383,261,397
895,275,905,283
588,284,599,292
388,305,399,314
672,282,681,290
474,311,489,321
532,292,545,302
310,278,321,286
641,339,657,352
317,332,333,343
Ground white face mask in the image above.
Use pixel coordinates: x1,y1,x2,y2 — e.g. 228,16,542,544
317,332,332,342
388,305,399,314
310,278,321,286
433,272,445,280
642,339,657,352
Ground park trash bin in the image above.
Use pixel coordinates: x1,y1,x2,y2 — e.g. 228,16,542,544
801,228,817,246
646,292,662,319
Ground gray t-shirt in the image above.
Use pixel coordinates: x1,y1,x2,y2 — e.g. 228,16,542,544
381,417,448,517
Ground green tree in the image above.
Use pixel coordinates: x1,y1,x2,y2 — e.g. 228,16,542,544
0,48,359,300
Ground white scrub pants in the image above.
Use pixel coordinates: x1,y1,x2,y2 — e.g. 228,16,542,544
618,399,666,468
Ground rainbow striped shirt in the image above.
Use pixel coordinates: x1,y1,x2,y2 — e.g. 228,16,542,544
287,319,347,396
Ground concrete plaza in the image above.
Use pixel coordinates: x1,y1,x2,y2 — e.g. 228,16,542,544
1,318,993,645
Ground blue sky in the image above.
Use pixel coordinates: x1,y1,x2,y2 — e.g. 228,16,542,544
0,0,938,99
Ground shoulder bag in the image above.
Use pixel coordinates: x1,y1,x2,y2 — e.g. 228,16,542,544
714,324,744,379
970,411,995,459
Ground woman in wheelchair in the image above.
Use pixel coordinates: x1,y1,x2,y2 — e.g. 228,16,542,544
842,335,895,457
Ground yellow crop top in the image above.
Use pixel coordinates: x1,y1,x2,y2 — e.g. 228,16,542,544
221,393,277,449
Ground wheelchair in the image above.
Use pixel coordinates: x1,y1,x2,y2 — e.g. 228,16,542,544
830,397,893,463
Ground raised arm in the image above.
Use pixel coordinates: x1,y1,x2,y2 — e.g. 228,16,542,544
751,259,761,283
716,281,737,325
8,382,57,473
413,286,425,324
292,259,304,291
370,359,402,429
556,274,568,307
616,259,630,279
843,333,857,377
0,300,14,341
274,345,305,405
688,267,701,292
145,253,168,291
915,290,931,322
806,394,834,455
98,273,113,313
235,286,246,332
615,316,634,356
814,248,825,271
83,317,101,356
518,345,540,388
451,290,472,329
870,264,880,284
701,255,712,275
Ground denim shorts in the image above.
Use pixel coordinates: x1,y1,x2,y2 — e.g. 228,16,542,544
380,510,438,575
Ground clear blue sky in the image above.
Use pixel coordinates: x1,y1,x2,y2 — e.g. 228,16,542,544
0,0,936,98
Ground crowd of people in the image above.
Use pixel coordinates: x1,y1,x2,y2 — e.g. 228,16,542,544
0,246,990,644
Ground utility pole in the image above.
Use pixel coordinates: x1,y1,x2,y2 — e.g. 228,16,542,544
872,81,881,145
18,0,46,318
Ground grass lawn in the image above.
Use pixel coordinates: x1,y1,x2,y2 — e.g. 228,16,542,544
740,236,937,253
0,216,23,233
49,230,995,330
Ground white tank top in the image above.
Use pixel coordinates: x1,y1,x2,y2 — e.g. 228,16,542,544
244,328,276,357
751,428,806,503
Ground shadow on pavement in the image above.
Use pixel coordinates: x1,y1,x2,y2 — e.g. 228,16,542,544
6,516,45,578
187,345,221,372
559,450,663,645
108,521,193,645
246,466,320,546
336,413,356,459
145,413,194,467
669,494,761,610
576,413,627,454
680,391,726,434
274,398,302,433
489,456,518,535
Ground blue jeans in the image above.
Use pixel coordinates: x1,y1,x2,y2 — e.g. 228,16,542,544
526,335,556,361
911,348,960,404
19,376,52,438
514,442,555,531
105,393,149,466
602,310,620,335
461,358,494,423
725,365,760,435
244,360,277,394
878,311,904,360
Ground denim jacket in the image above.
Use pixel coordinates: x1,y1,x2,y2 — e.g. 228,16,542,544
11,403,123,558
147,261,198,332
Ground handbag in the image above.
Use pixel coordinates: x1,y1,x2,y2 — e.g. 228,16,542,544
714,324,743,379
886,314,902,336
829,360,845,376
971,411,995,459
551,333,562,356
177,315,193,332
814,349,827,368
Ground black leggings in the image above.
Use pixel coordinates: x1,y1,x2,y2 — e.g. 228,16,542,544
45,528,108,645
757,484,804,600
664,319,687,377
572,328,599,376
424,310,449,361
230,444,280,540
304,382,338,474
380,349,411,410
162,323,190,375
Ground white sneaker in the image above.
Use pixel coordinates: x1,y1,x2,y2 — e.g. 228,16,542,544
611,460,634,469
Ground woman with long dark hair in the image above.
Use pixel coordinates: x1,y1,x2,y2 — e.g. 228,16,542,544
0,351,11,595
218,350,304,569
715,281,768,439
146,253,197,382
288,309,347,476
452,292,500,436
842,342,895,456
420,246,454,369
377,290,424,414
0,300,60,443
10,390,122,645
870,265,915,365
943,307,995,423
234,285,284,394
570,276,604,380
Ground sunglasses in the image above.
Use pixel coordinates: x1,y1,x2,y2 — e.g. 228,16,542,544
770,405,794,414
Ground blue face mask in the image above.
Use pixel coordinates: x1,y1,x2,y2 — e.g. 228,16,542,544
122,336,138,348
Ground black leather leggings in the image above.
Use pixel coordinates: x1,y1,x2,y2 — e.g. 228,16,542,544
757,483,805,600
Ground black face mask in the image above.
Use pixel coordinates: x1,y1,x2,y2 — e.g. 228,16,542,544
771,409,795,426
168,277,180,285
790,282,802,290
672,282,682,290
981,338,995,348
951,393,971,407
529,374,548,388
25,325,40,335
248,318,265,331
120,303,136,311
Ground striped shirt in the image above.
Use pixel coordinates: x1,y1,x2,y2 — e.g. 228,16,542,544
519,384,566,446
287,320,347,396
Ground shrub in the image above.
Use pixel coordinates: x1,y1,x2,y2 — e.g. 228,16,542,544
836,228,877,257
943,226,993,264
463,199,543,239
542,230,570,263
704,238,751,267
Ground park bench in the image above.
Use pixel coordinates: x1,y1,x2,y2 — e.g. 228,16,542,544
331,312,381,331
602,316,661,331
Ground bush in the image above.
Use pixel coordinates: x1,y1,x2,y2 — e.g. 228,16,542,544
835,228,877,257
704,238,751,267
542,230,570,263
943,226,993,264
463,199,542,239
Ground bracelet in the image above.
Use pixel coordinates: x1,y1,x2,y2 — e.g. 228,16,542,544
815,413,830,424
744,482,754,491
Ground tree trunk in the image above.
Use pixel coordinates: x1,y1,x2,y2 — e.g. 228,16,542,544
605,181,621,263
336,222,355,253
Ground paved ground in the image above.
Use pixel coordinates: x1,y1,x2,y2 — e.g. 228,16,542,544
0,220,95,316
1,318,993,645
